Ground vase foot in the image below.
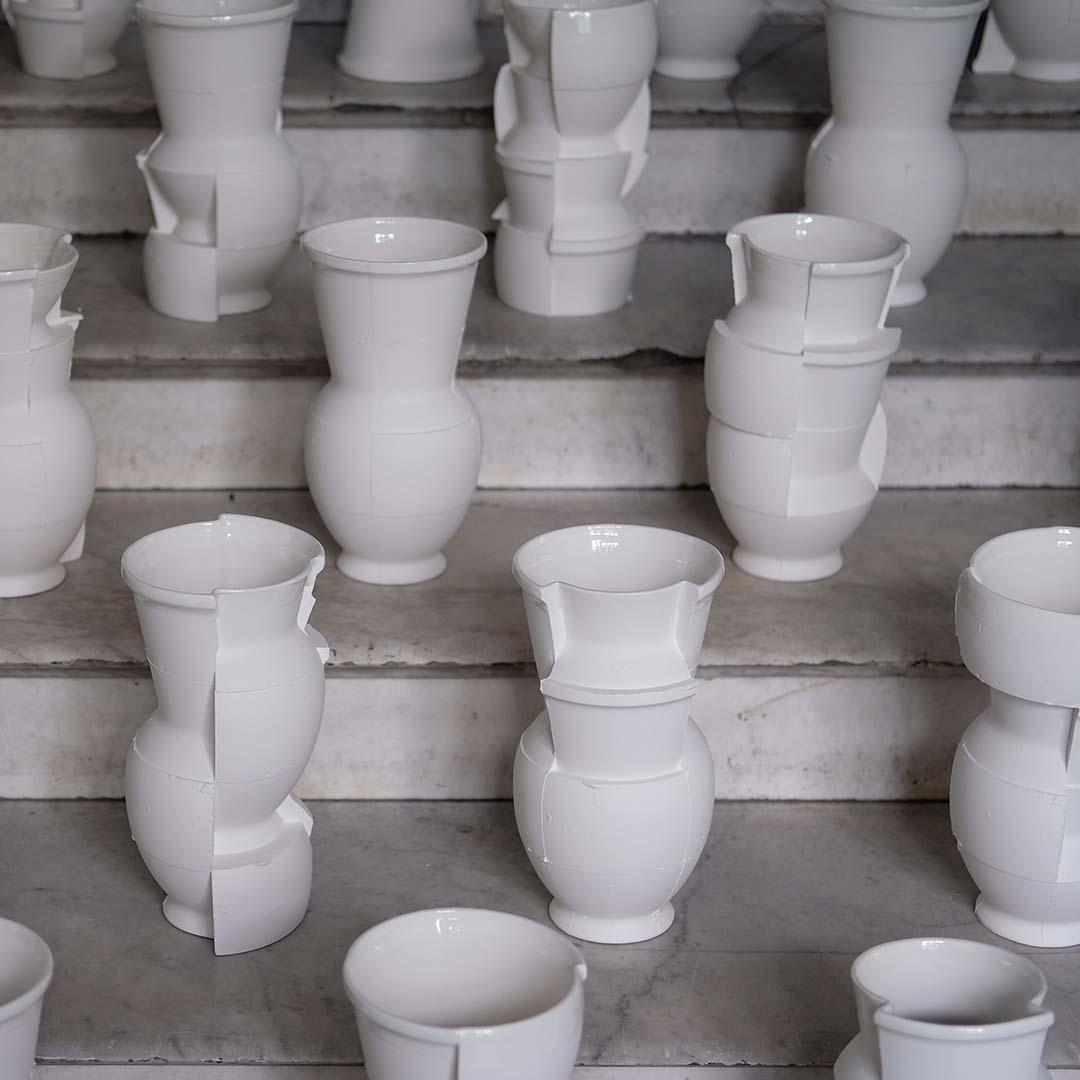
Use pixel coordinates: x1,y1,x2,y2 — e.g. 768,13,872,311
548,900,675,944
82,53,119,78
0,564,65,598
1012,59,1080,83
975,894,1080,948
890,279,927,307
653,56,739,80
733,545,843,583
219,286,272,317
337,551,447,585
162,897,214,940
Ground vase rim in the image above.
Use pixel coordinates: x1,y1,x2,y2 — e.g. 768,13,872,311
0,917,53,1026
0,222,77,282
134,0,298,28
965,526,1080,618
827,0,988,19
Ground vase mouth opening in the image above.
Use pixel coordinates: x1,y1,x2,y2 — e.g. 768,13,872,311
731,213,907,273
302,217,487,275
967,526,1080,617
827,0,988,18
343,908,585,1038
122,514,324,601
135,0,298,26
513,524,725,598
0,918,53,1025
0,223,76,278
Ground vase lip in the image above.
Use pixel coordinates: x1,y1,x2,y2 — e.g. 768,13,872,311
0,917,53,1026
0,222,77,283
343,907,586,1045
7,0,83,22
826,0,988,19
135,0,298,28
301,217,488,276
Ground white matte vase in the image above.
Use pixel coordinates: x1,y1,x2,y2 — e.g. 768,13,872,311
0,918,52,1080
302,217,486,585
835,938,1053,1080
804,0,987,307
974,2,1080,82
513,524,724,943
5,0,132,79
123,514,330,956
0,224,95,598
654,0,762,80
344,909,586,1080
951,526,1080,948
135,0,301,322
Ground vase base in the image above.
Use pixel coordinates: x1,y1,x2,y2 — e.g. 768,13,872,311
219,286,272,317
890,279,927,307
336,53,484,84
1012,60,1080,83
0,564,66,598
654,56,739,80
975,894,1080,948
337,551,447,585
733,545,843,583
548,900,675,944
162,897,214,940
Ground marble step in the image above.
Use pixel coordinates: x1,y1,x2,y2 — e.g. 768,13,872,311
2,24,1078,236
6,486,1080,801
66,234,1080,491
7,800,1080,1070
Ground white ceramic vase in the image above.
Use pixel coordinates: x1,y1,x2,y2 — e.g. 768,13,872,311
0,224,95,598
512,523,724,943
0,918,52,1080
122,514,330,956
344,908,587,1080
950,526,1080,947
707,213,908,582
835,938,1053,1080
974,3,1080,82
302,217,486,585
804,0,987,307
338,0,482,83
135,0,301,323
653,0,762,80
5,0,132,79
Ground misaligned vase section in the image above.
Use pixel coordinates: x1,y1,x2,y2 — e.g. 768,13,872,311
302,217,486,586
974,3,1080,82
135,0,301,323
0,918,53,1080
6,0,132,80
706,213,908,582
804,0,987,307
512,523,724,943
344,908,587,1080
0,224,95,598
122,514,330,956
951,526,1080,948
835,938,1054,1080
653,0,763,81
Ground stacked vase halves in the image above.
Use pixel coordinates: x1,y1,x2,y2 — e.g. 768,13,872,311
493,0,657,316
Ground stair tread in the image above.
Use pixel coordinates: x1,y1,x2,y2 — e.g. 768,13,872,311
7,799,1080,1067
68,235,1080,378
5,488,1077,676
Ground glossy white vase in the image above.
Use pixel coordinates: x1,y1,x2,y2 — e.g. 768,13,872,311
974,4,1080,82
5,0,132,78
654,0,762,80
835,938,1053,1080
950,526,1080,947
338,0,482,83
123,514,330,956
0,224,95,598
707,213,908,582
344,908,586,1080
302,217,486,585
513,523,724,943
0,918,52,1080
804,0,987,307
135,0,301,322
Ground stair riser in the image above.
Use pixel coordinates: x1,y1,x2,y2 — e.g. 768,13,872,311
6,128,1079,237
76,371,1080,489
296,0,822,18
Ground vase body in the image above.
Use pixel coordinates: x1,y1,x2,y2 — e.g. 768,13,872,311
835,938,1053,1080
974,3,1080,82
338,0,482,83
122,514,330,956
950,526,1080,947
6,0,131,79
135,0,301,323
0,224,95,598
302,217,486,585
706,213,908,582
344,909,586,1080
512,523,724,943
493,0,656,316
804,0,986,307
0,918,52,1080
653,0,762,80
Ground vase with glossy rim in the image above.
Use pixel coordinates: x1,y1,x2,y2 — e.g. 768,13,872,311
512,523,724,943
835,938,1053,1080
0,918,52,1080
122,514,330,956
0,224,95,598
135,0,301,323
4,0,132,79
302,217,486,586
344,908,586,1080
950,526,1080,948
338,0,483,83
973,4,1080,82
804,0,987,307
653,0,762,80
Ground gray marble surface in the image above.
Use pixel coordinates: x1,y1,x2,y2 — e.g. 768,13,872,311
3,489,1077,674
3,800,1079,1067
64,236,1080,377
